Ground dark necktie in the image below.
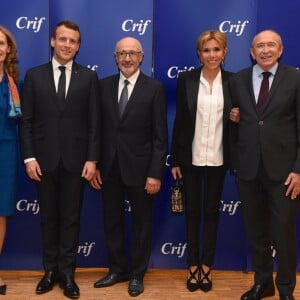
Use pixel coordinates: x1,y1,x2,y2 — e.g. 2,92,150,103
57,66,66,105
257,71,271,113
119,79,129,117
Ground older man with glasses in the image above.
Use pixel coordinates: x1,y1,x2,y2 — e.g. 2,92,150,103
90,37,168,297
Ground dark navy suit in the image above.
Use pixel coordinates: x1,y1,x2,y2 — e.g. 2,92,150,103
20,61,100,275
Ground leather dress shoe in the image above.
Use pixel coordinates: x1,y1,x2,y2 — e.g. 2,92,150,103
94,273,129,288
240,281,275,300
36,271,57,294
0,284,7,295
280,296,295,300
59,275,80,299
128,277,144,297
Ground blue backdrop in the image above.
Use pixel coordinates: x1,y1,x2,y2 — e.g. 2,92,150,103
0,0,299,272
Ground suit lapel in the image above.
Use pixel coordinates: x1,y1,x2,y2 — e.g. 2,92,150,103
111,75,120,119
45,62,62,111
186,69,201,126
246,68,258,112
221,70,232,126
63,62,80,110
119,72,145,120
263,63,284,112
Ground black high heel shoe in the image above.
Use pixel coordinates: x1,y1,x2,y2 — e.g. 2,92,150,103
0,284,7,295
186,266,199,292
199,266,212,292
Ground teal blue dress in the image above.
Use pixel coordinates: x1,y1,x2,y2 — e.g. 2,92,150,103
0,75,19,216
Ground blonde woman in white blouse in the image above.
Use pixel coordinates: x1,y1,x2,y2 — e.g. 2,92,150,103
171,30,236,293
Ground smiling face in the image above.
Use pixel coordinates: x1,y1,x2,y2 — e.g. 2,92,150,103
198,38,226,72
0,30,10,69
50,25,80,65
250,30,283,70
114,37,144,78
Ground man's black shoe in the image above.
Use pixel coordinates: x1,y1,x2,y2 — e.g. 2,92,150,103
94,273,129,288
59,274,80,299
36,271,57,294
280,296,295,300
128,277,144,297
240,281,275,300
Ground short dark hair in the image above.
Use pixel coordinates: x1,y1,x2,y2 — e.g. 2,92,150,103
51,20,81,43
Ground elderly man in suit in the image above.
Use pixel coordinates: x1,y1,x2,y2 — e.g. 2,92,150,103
90,37,168,297
230,30,300,300
20,20,99,299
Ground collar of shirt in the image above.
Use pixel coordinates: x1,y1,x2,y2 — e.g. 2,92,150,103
118,69,140,99
252,63,278,101
253,63,278,79
52,57,73,92
52,57,73,72
199,68,222,88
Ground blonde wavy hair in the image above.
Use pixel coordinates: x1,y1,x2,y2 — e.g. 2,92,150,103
196,30,227,53
0,25,19,83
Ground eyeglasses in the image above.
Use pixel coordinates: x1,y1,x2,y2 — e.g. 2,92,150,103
116,51,142,59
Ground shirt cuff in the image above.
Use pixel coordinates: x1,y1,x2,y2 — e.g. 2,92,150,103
24,157,36,164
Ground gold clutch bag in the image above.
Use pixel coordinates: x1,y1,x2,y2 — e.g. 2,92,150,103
170,179,184,214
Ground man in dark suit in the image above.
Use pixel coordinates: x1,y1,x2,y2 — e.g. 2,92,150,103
230,30,300,300
20,20,99,299
90,37,167,297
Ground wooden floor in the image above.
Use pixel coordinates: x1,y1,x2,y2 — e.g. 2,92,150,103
1,268,299,299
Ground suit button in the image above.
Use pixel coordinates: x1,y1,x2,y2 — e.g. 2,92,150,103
258,121,264,126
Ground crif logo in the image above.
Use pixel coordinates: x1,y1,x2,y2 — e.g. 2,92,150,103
16,17,46,33
167,66,195,79
220,200,241,216
16,199,39,215
219,20,249,37
161,242,187,258
78,242,96,257
122,19,151,36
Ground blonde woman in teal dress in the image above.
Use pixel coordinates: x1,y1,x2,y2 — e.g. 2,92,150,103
0,25,21,295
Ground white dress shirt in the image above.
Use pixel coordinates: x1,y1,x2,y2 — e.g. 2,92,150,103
192,70,224,166
118,70,140,101
52,57,73,96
